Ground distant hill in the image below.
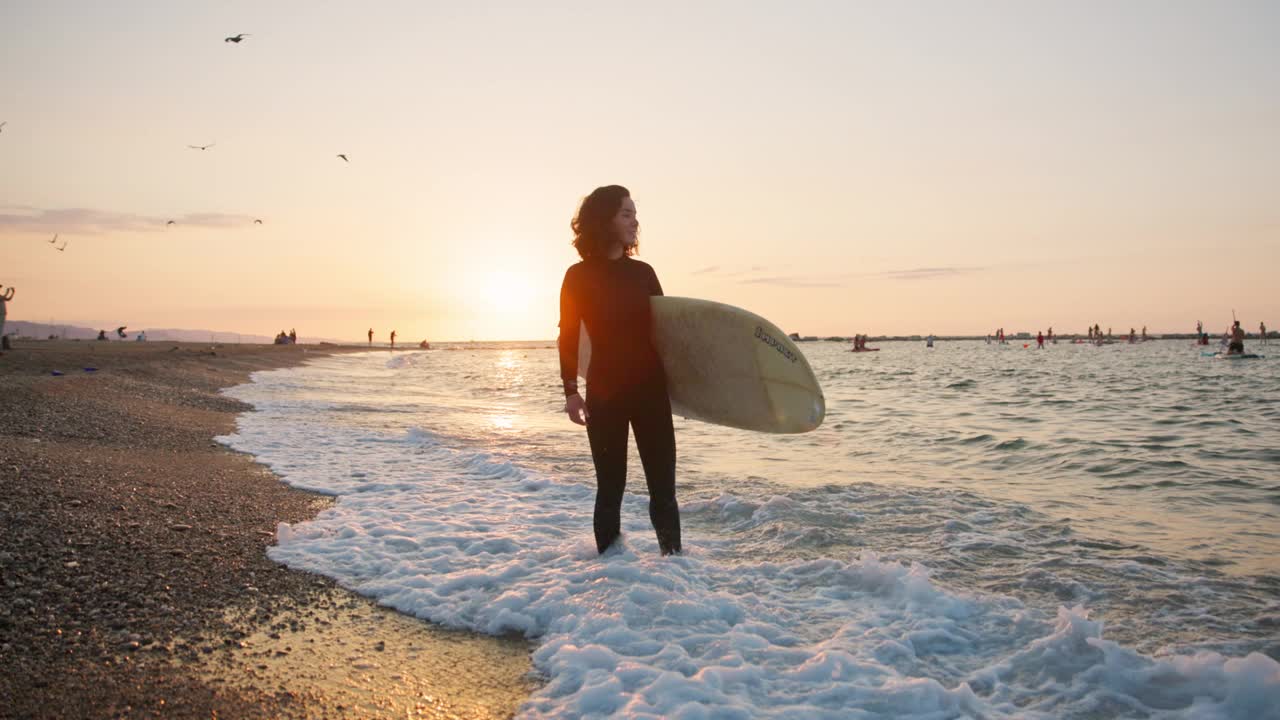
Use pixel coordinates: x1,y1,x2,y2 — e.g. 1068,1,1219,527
5,320,283,344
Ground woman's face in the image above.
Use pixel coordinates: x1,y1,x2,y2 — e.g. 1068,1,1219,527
613,196,638,249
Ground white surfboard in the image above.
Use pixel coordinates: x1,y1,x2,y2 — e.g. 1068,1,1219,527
578,297,825,433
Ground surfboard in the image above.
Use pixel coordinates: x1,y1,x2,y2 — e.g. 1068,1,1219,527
578,297,825,434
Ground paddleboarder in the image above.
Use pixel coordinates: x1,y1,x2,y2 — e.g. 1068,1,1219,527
0,284,13,351
558,185,680,556
1227,320,1246,355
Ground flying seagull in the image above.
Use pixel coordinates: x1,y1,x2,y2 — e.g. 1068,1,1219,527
48,233,58,244
0,121,6,133
187,142,215,151
253,219,263,224
166,220,176,226
225,33,250,43
55,238,70,252
337,154,349,163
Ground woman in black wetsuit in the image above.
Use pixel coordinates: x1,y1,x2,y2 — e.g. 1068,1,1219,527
558,185,681,556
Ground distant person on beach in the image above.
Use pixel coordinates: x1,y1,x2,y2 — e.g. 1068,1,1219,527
558,185,680,556
289,328,297,344
368,328,374,346
1227,321,1246,355
0,284,13,350
1261,321,1268,345
1037,331,1044,349
97,330,107,341
1197,320,1203,336
390,330,396,349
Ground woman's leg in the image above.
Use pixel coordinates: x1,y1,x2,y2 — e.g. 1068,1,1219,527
632,385,680,555
585,394,629,554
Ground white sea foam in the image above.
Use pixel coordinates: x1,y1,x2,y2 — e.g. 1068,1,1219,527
218,357,1280,719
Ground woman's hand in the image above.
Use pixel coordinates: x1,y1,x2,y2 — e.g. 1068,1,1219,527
565,393,590,426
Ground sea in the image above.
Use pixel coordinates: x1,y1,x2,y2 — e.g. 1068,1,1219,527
217,339,1280,719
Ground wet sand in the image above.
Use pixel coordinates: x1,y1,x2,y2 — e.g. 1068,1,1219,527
0,340,538,719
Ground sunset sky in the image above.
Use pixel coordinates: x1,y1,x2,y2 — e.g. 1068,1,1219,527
3,1,1277,341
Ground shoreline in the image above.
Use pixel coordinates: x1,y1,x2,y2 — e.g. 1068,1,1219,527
0,341,538,719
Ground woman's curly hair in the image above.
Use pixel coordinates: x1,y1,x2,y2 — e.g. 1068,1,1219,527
571,185,638,260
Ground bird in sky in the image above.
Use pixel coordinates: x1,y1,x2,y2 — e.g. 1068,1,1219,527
187,142,215,151
337,154,349,163
253,219,263,224
55,238,70,252
0,121,6,133
48,233,58,244
166,220,176,226
225,34,250,43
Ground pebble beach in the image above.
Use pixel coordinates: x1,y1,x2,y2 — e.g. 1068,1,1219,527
0,341,537,719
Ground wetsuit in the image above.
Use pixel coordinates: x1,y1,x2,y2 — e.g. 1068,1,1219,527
559,256,680,555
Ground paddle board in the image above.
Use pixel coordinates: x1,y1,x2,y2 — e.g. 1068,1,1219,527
578,297,825,433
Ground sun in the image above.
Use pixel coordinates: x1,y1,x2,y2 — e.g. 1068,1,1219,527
479,270,535,311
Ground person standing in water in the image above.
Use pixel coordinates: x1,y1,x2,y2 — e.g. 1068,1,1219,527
0,285,13,352
390,329,397,349
1261,321,1268,345
1037,331,1044,349
1227,320,1246,355
558,185,680,556
368,328,374,346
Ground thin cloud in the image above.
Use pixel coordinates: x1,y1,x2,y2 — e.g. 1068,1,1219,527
696,263,983,285
876,266,985,281
0,206,257,234
691,265,721,275
739,275,850,288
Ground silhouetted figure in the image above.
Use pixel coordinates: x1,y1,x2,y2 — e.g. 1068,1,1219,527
368,328,373,346
97,330,108,341
390,330,396,349
288,328,296,344
116,326,127,339
418,340,430,349
0,285,14,350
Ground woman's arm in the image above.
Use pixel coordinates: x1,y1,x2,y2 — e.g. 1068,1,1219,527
558,268,589,425
558,268,580,395
649,266,664,296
